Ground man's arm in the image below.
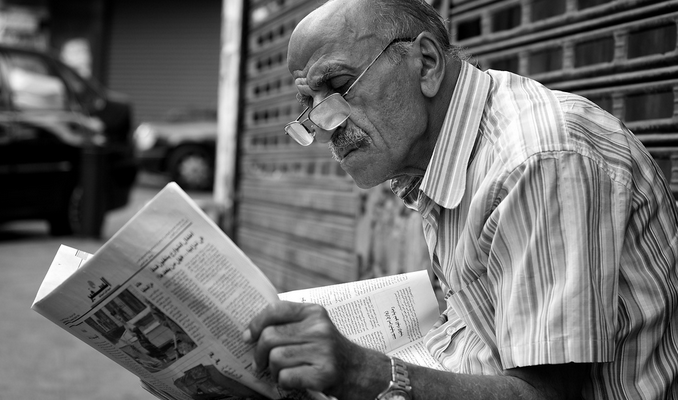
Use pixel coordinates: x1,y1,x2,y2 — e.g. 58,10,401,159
244,301,590,400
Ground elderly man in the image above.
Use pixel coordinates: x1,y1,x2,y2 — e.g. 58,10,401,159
243,0,678,399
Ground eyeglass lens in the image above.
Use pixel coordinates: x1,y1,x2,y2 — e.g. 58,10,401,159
308,93,351,131
285,94,352,146
285,121,315,146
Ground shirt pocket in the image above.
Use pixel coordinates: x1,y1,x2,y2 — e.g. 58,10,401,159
424,301,467,372
444,273,502,374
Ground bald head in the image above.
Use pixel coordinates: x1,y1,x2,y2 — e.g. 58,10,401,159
288,0,376,75
284,0,460,187
288,0,456,75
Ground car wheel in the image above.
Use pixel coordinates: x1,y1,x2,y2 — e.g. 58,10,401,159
168,145,214,191
49,186,84,236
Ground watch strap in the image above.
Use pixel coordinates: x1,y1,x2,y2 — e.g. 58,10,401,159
376,356,412,400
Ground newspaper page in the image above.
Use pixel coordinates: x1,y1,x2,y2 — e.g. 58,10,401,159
32,182,444,400
279,271,445,370
32,182,319,400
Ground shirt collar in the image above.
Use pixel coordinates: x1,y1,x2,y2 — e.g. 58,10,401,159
420,61,491,209
391,62,491,209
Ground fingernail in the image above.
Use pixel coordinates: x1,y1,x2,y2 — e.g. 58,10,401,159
242,328,252,343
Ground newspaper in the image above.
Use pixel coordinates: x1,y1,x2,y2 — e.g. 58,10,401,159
31,182,443,400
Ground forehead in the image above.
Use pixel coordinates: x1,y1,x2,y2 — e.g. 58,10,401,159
287,2,377,83
290,45,360,87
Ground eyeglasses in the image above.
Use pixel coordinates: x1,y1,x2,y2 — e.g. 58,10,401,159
284,38,413,146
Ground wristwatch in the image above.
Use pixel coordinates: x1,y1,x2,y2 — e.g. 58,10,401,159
375,357,412,400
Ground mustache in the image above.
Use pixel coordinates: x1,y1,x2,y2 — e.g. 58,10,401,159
329,126,371,161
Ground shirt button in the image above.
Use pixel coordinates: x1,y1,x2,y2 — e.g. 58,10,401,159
446,326,455,336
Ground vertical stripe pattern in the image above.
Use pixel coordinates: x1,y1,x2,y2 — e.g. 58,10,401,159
392,63,678,399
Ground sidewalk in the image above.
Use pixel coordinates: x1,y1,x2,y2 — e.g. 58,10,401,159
0,178,218,399
0,184,164,400
0,230,152,400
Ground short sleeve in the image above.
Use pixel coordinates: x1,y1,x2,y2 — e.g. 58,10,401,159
485,151,627,368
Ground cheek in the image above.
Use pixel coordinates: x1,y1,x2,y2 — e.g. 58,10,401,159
380,73,424,125
371,90,425,146
352,70,425,147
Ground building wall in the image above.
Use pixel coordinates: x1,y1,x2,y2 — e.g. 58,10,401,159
0,0,49,49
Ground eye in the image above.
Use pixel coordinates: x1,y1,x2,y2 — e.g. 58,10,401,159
329,76,353,94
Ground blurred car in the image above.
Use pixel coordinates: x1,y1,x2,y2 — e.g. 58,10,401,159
133,110,216,191
0,45,137,235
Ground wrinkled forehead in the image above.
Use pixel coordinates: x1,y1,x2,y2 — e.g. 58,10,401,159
287,2,377,81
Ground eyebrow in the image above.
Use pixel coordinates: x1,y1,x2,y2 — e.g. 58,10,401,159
295,64,341,106
308,66,337,90
296,92,312,106
294,54,360,106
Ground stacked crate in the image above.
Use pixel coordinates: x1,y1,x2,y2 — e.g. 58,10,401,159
447,0,678,190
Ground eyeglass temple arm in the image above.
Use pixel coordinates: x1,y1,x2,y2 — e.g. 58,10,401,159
294,105,310,121
342,37,416,98
341,49,387,98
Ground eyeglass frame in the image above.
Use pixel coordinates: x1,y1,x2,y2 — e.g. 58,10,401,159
284,37,415,146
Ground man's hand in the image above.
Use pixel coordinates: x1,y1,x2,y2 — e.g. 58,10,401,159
242,301,591,400
243,301,387,399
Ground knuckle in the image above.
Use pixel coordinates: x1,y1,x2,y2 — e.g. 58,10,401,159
306,303,328,316
315,320,335,335
278,369,304,390
258,325,277,345
269,345,290,364
264,302,286,320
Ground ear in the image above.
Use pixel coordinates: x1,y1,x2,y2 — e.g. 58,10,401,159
411,32,446,98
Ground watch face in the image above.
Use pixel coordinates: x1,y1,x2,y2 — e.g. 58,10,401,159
381,390,411,400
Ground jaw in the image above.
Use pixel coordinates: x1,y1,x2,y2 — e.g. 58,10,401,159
340,140,431,189
339,146,394,189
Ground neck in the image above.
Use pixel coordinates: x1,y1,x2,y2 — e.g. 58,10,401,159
413,57,462,175
429,56,462,142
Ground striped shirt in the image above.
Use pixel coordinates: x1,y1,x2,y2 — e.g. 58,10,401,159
391,61,678,399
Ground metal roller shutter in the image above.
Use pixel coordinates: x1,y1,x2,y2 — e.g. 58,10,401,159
106,0,222,124
447,0,678,194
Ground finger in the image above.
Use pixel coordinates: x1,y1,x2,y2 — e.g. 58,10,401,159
252,323,306,371
245,301,320,343
268,342,338,386
431,313,448,329
252,304,336,374
278,364,337,392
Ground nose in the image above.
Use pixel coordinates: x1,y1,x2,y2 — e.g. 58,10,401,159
312,125,338,144
307,92,347,144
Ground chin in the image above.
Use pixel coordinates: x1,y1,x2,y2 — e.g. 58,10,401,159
346,170,388,189
340,152,391,188
353,180,380,189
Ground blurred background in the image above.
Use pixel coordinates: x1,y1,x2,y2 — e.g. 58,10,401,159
0,0,676,398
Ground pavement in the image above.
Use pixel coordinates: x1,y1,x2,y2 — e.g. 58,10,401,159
0,175,212,400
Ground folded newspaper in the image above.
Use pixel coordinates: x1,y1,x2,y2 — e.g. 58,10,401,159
32,182,443,400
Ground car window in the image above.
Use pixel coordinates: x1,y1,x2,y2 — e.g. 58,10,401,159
56,62,100,110
5,53,68,111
